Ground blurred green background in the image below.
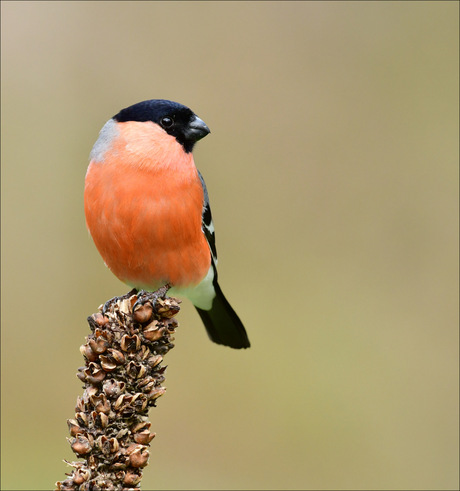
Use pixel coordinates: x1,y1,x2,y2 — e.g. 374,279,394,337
1,1,458,490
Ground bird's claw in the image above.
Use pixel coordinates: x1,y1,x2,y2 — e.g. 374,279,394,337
133,284,171,313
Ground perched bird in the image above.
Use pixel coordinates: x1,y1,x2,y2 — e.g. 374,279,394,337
84,99,250,349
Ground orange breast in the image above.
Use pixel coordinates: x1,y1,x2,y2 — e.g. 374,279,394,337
84,122,211,290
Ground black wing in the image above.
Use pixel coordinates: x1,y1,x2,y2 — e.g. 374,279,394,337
197,170,217,265
195,170,251,349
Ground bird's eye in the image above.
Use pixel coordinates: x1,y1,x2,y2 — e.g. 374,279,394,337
160,117,173,128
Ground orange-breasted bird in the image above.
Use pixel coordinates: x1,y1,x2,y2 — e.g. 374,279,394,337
84,99,250,349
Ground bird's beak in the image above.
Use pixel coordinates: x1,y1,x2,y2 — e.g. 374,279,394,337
186,116,211,142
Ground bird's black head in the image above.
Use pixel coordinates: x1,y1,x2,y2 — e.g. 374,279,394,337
113,99,210,153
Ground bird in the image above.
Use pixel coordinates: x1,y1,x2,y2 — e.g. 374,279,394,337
84,99,250,349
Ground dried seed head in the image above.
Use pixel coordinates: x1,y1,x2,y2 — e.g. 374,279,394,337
156,342,174,355
62,289,179,488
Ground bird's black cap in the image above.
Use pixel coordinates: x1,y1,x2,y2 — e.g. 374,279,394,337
113,99,210,153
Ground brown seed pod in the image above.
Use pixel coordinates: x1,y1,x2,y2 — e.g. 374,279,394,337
133,302,154,324
126,361,140,379
128,445,150,468
75,412,88,426
84,362,106,384
75,396,86,412
72,466,91,485
70,435,92,455
67,419,83,437
143,325,164,341
92,312,109,327
120,334,141,352
86,385,98,398
94,411,109,429
131,393,148,411
147,387,166,401
76,367,87,383
133,429,156,444
155,298,180,318
136,364,147,379
89,336,109,355
80,344,99,362
90,393,111,414
103,379,126,398
123,470,142,486
99,355,117,372
137,376,154,389
108,348,125,365
146,354,163,368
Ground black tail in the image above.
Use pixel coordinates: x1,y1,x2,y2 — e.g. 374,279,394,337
195,282,250,349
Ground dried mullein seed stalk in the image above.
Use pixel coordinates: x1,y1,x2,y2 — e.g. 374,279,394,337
56,288,180,490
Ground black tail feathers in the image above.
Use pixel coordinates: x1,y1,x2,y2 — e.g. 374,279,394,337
195,282,250,349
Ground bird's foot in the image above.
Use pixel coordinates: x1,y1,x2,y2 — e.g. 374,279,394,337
132,284,172,320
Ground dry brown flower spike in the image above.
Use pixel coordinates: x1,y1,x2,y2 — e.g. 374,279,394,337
56,289,180,490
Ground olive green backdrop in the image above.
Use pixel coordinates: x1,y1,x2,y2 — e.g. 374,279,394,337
1,1,458,490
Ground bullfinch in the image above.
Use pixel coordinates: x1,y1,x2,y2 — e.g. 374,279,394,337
84,99,250,349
